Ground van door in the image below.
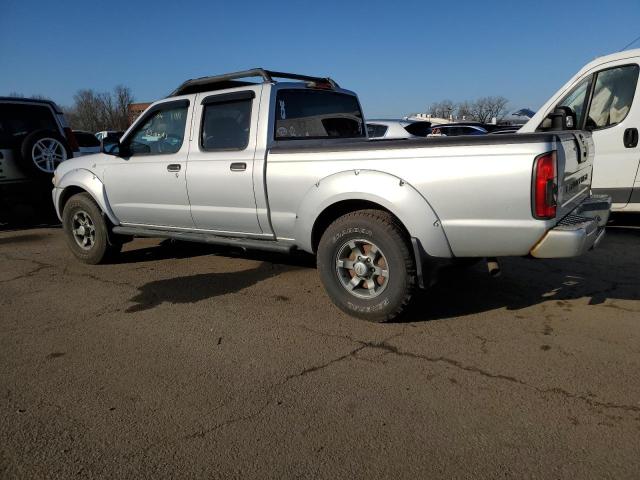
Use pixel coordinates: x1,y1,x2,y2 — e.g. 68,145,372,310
186,86,263,235
585,63,640,207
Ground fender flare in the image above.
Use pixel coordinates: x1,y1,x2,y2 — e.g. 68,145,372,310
54,168,119,225
294,169,452,258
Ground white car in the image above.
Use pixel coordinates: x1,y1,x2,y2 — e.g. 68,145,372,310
521,48,640,212
366,119,431,139
73,131,101,156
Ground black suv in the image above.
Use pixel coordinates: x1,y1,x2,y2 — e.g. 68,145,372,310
0,97,78,184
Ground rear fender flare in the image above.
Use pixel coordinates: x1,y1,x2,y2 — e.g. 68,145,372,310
55,168,119,225
294,169,452,257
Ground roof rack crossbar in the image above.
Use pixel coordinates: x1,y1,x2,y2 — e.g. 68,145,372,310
169,68,339,96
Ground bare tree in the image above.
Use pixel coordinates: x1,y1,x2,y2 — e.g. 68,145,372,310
426,96,510,123
428,99,455,119
66,86,134,132
466,96,509,123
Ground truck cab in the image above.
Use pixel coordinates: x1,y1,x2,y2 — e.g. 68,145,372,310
520,49,640,211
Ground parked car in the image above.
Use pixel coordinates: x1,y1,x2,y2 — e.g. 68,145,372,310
53,68,610,322
95,130,123,142
428,123,488,136
73,130,101,156
366,119,432,139
0,97,78,183
520,48,640,212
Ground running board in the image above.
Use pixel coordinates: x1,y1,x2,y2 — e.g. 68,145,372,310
112,226,295,254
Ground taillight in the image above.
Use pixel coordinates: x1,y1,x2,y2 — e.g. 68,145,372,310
64,127,80,152
533,151,557,219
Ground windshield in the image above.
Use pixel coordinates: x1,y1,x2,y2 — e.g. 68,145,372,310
274,89,364,140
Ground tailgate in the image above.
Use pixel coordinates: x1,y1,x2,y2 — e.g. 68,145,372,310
555,131,594,219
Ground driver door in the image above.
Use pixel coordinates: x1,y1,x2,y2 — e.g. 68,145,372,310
103,98,196,228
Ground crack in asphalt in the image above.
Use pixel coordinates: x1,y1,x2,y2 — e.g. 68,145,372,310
0,252,55,283
298,325,640,415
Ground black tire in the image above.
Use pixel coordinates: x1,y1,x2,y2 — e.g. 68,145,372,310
317,209,417,322
62,192,120,264
20,130,71,179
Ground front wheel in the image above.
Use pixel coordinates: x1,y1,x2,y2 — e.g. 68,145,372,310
317,209,417,322
62,192,120,264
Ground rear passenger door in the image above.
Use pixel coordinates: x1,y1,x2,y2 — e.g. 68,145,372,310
186,87,263,235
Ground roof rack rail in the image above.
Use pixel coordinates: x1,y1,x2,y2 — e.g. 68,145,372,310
168,68,339,97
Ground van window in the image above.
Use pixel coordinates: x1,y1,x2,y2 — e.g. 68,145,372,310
539,76,592,131
201,99,252,151
274,89,364,140
586,65,639,130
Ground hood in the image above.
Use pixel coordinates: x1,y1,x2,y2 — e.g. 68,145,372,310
55,152,108,180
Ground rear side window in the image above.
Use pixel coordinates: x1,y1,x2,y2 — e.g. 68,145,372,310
367,123,388,138
201,99,252,151
586,64,639,130
274,89,364,140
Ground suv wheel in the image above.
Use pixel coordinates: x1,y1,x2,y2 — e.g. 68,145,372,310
20,130,70,178
62,193,121,264
317,209,417,322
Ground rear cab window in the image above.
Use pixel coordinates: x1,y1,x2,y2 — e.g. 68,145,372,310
274,89,365,140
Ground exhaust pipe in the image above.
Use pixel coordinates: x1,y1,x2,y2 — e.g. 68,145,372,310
486,257,501,277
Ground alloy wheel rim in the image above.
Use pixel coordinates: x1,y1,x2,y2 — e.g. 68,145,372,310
71,210,96,250
31,138,67,173
335,238,389,298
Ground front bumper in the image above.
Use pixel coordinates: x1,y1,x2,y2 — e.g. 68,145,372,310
530,195,611,258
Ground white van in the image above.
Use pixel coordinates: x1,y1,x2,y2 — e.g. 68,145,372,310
521,49,640,212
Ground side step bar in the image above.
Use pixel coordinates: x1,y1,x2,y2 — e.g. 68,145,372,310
112,226,295,254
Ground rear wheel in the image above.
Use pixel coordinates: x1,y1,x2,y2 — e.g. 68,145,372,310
317,209,416,322
62,193,120,264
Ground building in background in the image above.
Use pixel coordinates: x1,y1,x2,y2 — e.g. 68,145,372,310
127,102,152,126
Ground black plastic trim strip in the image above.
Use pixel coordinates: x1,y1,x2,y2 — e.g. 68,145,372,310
201,90,255,105
269,132,568,154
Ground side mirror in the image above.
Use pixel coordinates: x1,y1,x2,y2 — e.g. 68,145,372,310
101,138,120,155
548,106,577,130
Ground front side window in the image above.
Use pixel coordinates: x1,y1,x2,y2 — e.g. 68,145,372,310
586,64,639,130
539,75,592,131
274,89,364,140
201,99,252,151
126,104,188,156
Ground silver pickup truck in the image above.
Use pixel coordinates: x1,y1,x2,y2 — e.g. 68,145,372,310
52,69,611,322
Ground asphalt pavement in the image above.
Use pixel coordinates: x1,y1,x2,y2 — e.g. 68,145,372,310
1,217,639,479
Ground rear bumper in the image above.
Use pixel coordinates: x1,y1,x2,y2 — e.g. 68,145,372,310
530,195,611,258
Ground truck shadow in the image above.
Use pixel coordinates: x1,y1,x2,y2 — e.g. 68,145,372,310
126,261,298,313
120,220,639,320
402,225,640,322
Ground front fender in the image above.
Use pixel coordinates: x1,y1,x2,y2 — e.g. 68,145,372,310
294,169,452,257
53,168,119,225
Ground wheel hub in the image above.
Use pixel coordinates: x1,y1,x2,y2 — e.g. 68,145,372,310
353,260,369,277
335,239,389,299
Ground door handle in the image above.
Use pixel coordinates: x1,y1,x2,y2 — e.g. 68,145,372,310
623,128,638,148
167,164,181,172
230,162,247,172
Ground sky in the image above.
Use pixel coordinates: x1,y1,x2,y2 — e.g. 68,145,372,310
1,0,640,118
